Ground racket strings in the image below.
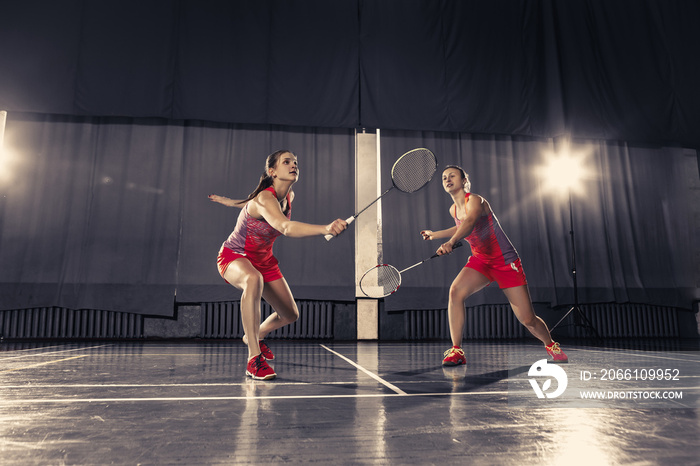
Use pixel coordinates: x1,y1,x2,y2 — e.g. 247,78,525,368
360,265,401,298
391,148,437,193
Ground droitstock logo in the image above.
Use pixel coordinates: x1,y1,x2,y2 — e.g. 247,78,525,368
528,359,568,399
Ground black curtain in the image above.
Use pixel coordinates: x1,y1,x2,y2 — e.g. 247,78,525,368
1,1,700,147
0,116,695,314
0,114,182,314
176,121,356,304
0,0,360,128
0,1,698,315
360,0,700,146
379,131,697,311
0,114,355,315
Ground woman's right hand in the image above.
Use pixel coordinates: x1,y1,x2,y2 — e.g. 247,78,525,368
325,218,348,237
436,241,454,256
420,230,434,240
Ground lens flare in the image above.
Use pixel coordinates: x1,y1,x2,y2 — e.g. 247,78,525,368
537,142,593,196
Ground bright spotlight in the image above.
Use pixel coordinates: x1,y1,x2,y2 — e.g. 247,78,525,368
0,110,17,185
0,146,19,185
537,139,600,337
537,142,592,196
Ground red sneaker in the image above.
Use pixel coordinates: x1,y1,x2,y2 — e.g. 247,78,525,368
246,354,276,380
259,340,275,360
546,341,569,363
442,346,466,366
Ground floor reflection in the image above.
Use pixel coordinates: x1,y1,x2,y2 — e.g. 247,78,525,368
0,340,697,464
355,343,388,460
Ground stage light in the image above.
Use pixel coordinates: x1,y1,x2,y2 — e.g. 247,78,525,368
0,146,19,185
537,141,593,196
0,110,18,186
537,138,600,338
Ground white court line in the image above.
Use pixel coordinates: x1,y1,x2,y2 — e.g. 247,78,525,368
0,344,112,361
3,378,697,391
3,387,699,404
0,390,508,404
0,355,90,374
0,344,66,353
568,347,700,364
320,344,407,395
0,381,364,388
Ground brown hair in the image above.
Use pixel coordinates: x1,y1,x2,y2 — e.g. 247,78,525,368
444,164,471,192
236,150,294,205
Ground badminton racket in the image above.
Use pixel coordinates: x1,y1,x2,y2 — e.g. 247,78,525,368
325,148,437,241
359,242,463,298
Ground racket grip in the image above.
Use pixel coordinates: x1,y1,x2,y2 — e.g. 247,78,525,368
429,241,464,258
324,216,355,241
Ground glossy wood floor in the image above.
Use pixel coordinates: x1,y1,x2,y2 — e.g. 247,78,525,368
1,339,699,465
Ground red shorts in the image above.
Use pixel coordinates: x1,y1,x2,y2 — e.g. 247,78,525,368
465,256,527,289
217,246,284,283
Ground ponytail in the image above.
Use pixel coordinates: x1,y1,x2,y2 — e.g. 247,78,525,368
236,150,293,205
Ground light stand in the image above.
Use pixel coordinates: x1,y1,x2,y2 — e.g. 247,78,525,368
550,191,600,338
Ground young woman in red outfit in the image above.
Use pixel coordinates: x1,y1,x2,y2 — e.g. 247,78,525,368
210,150,347,380
420,165,568,366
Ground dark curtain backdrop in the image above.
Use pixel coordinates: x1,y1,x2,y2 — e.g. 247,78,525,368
1,1,700,147
0,0,360,128
379,132,697,311
0,1,698,316
0,114,355,315
0,116,695,315
176,121,356,304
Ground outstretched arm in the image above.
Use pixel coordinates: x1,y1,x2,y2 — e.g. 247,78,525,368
208,194,246,208
252,190,347,238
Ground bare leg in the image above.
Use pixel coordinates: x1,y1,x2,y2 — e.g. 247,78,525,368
258,278,299,339
502,285,554,345
448,267,490,347
223,259,264,359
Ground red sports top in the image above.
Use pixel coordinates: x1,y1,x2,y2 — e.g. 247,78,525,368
223,187,291,267
454,193,519,265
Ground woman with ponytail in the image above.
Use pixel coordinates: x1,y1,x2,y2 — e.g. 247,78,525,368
209,150,347,380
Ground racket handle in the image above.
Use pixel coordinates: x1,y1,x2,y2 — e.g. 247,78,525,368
324,216,355,241
429,241,464,258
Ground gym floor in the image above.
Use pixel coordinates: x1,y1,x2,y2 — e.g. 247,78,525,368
1,339,699,465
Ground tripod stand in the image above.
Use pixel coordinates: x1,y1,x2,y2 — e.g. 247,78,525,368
550,193,600,338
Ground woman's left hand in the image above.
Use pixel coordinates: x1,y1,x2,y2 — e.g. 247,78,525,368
208,194,227,204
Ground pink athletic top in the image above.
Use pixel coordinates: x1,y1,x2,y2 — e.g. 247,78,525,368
222,187,291,267
454,193,519,265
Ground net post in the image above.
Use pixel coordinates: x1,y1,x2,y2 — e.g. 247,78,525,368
355,128,382,340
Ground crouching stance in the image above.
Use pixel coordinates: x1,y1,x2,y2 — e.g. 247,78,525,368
211,150,347,379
